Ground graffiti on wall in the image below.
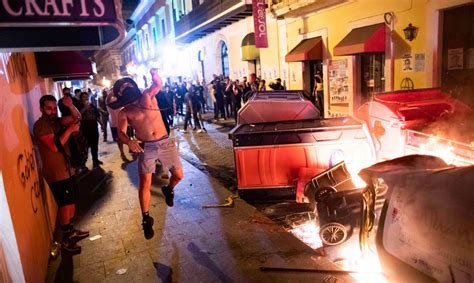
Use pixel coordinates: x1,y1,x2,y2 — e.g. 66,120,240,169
0,53,29,83
17,149,41,214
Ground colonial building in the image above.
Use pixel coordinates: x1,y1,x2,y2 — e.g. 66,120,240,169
172,0,474,117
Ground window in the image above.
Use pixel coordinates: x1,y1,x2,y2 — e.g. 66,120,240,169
145,33,150,50
161,19,166,37
152,27,158,44
220,41,229,77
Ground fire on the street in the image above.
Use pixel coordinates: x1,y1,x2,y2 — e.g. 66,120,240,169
405,130,474,166
289,219,387,282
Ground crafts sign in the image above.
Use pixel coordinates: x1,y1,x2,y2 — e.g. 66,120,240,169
0,0,117,24
252,0,268,48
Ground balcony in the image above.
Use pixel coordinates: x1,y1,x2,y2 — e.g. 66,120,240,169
269,0,345,18
174,0,252,43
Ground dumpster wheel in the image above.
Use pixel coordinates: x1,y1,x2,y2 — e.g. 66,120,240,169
314,186,337,202
319,223,347,246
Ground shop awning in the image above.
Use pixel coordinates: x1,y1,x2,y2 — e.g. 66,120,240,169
333,23,385,56
285,37,322,62
241,33,260,61
34,52,95,81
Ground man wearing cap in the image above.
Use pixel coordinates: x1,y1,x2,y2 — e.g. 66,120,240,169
113,69,184,240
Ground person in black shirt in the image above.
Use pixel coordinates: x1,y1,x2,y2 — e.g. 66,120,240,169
155,90,172,135
269,78,285,90
78,92,103,168
58,87,81,117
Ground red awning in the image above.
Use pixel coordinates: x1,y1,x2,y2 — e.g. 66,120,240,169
285,37,322,62
34,52,94,81
334,24,385,56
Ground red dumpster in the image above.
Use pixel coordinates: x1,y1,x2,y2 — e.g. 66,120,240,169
229,91,376,200
356,88,474,165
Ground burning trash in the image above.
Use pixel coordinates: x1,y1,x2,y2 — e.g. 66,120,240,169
288,155,474,282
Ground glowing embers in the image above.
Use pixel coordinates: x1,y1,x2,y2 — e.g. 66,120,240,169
287,214,323,250
336,245,387,283
405,130,474,166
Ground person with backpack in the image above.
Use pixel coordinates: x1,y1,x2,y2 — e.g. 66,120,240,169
33,95,89,254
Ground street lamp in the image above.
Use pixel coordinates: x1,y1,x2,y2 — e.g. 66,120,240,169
403,23,418,41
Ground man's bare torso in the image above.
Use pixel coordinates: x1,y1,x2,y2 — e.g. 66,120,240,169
122,88,167,142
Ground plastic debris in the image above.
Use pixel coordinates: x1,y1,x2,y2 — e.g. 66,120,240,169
116,268,127,275
89,235,102,241
202,194,238,208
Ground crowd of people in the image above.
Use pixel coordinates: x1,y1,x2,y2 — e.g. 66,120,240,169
32,71,288,254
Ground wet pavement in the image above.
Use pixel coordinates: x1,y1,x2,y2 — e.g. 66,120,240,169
46,113,354,282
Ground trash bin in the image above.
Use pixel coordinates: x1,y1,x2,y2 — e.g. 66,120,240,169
229,105,375,200
356,88,473,165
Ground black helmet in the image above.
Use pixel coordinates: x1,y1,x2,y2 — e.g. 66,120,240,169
107,77,141,109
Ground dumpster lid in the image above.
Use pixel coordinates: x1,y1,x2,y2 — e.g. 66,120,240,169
230,116,362,136
362,88,472,123
237,90,320,125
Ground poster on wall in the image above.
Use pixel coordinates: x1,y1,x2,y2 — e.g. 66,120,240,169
402,54,413,72
467,48,474,69
414,53,425,72
328,59,352,104
447,48,463,70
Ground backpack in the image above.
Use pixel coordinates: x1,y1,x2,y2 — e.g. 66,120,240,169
66,131,88,169
56,129,88,171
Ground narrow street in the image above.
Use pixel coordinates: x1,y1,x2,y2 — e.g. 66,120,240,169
46,115,352,282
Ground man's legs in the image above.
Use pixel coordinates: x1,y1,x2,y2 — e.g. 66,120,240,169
51,179,88,254
138,173,152,213
139,173,154,240
161,166,184,208
169,167,184,188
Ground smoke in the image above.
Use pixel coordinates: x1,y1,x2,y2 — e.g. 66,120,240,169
416,107,474,145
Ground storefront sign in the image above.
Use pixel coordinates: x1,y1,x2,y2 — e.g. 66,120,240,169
0,0,123,51
252,0,268,48
0,0,116,23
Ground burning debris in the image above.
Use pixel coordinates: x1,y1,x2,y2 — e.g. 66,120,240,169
286,155,474,282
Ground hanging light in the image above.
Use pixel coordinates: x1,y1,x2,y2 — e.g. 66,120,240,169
403,23,418,41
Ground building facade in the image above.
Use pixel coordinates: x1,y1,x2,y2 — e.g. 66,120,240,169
170,0,474,117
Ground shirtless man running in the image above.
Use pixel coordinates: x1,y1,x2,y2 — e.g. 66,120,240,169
118,68,184,239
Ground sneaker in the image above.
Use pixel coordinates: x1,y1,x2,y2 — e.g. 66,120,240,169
161,186,174,207
196,129,203,133
142,217,155,240
202,128,207,133
62,239,81,254
69,228,89,242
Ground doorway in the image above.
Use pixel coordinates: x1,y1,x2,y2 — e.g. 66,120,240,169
360,53,385,104
303,60,323,103
441,3,474,108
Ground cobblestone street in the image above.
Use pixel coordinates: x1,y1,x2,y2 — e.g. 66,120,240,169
46,115,353,282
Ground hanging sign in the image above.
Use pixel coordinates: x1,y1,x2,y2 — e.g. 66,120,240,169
252,0,268,48
0,0,117,23
0,0,123,51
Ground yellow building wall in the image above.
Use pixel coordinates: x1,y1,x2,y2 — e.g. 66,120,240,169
0,52,57,282
261,0,472,115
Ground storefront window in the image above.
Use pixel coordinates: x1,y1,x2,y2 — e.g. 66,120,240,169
361,53,385,102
